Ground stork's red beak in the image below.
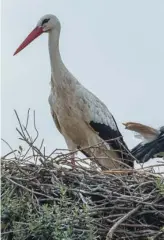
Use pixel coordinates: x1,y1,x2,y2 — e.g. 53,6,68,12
13,26,43,55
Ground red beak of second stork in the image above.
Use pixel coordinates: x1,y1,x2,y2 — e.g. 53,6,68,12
13,26,44,56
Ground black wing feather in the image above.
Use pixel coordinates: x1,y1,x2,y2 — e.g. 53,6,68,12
90,121,134,167
131,133,164,163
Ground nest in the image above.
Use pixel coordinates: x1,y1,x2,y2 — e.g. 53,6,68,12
1,110,164,240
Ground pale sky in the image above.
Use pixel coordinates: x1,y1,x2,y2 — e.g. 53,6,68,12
1,0,164,169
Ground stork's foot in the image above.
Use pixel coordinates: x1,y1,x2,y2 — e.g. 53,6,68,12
70,154,76,169
71,158,76,169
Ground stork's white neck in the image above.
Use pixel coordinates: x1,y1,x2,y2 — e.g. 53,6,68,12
48,28,79,95
48,29,67,89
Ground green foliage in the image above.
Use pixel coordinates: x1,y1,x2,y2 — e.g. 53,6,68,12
1,181,96,240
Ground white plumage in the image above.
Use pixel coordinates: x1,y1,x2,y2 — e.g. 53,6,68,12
14,14,133,169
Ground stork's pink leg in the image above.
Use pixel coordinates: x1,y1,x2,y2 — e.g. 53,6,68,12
70,153,76,169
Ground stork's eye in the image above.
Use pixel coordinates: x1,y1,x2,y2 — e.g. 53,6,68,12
41,18,50,26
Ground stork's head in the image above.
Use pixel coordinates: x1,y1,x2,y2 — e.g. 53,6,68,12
13,14,60,55
37,14,61,32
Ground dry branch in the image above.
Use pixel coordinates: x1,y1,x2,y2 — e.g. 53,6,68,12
1,110,164,240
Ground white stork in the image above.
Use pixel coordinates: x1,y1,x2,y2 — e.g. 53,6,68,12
123,122,164,163
14,14,133,169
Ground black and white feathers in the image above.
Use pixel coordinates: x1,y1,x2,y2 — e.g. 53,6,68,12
88,100,134,168
131,126,164,163
49,81,134,169
14,13,134,170
123,122,164,163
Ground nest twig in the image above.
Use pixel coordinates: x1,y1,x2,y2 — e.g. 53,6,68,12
1,110,164,240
